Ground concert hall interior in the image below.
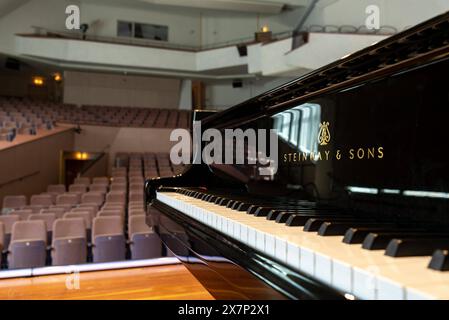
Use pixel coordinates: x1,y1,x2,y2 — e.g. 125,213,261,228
0,0,449,301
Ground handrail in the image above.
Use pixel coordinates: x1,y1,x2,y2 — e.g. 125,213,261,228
80,152,106,176
0,170,40,189
29,26,293,52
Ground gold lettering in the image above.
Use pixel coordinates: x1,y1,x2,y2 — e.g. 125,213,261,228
349,149,355,160
325,150,330,160
302,152,308,161
316,152,322,161
293,152,297,162
378,147,384,159
367,147,375,159
357,148,364,159
284,153,287,162
336,150,341,160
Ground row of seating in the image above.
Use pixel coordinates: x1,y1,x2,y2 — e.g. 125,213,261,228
0,97,190,132
0,160,164,269
115,152,185,179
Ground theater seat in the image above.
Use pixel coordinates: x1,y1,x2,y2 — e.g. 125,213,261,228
92,177,109,185
63,212,93,241
105,191,126,203
69,184,87,194
74,177,90,186
29,213,56,243
8,220,47,269
47,184,66,194
30,194,53,207
81,192,104,206
51,218,87,266
56,193,79,206
129,215,161,260
89,185,107,194
40,208,66,219
2,195,27,212
10,209,33,220
92,216,125,263
0,215,20,248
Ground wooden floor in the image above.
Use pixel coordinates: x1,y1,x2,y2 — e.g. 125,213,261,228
0,265,214,300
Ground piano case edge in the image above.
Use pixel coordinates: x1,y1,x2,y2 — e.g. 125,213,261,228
149,199,344,300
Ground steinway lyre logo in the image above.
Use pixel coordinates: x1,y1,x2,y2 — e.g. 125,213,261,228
318,121,331,146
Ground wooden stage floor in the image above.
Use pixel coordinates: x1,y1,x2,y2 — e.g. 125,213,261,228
0,265,214,300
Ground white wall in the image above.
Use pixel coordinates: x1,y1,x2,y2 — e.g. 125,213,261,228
306,0,449,31
178,79,192,110
0,0,77,55
63,70,181,108
205,76,295,110
80,2,201,47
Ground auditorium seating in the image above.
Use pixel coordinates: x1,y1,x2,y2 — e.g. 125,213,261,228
92,216,126,263
51,218,87,266
0,152,178,270
129,215,161,260
8,220,47,269
0,97,190,142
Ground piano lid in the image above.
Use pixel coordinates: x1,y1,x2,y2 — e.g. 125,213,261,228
197,12,449,225
202,11,449,131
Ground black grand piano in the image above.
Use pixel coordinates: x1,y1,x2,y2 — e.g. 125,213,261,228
145,12,449,300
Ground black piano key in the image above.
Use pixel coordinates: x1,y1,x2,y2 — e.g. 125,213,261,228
246,205,259,215
362,232,449,250
266,210,284,221
428,249,449,271
253,207,274,217
385,238,449,257
303,217,371,232
285,214,309,226
318,222,395,237
343,226,412,244
275,212,291,223
226,200,236,208
235,202,252,211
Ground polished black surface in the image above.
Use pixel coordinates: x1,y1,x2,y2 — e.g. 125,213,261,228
146,12,449,299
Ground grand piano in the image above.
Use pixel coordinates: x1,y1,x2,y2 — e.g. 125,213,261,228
145,12,449,300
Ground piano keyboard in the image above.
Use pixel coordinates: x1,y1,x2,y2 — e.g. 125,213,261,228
156,189,449,300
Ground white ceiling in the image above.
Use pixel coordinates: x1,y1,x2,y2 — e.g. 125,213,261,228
84,0,312,14
0,0,29,18
140,0,286,13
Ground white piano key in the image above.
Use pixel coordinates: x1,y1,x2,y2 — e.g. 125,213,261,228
256,230,265,252
376,275,405,300
265,234,275,257
315,252,332,284
227,219,234,236
300,247,314,276
240,224,248,244
248,227,257,248
406,287,435,300
275,238,287,263
286,242,300,269
332,260,352,293
353,267,377,300
233,221,241,239
221,216,229,233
